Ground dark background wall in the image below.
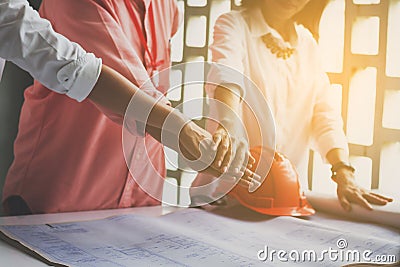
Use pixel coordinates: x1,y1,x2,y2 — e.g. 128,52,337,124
0,0,41,215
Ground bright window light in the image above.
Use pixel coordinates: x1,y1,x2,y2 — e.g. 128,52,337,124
165,146,179,171
187,0,207,7
330,84,343,114
162,178,178,205
346,67,377,146
386,0,400,77
379,142,400,199
171,1,185,62
167,69,183,101
183,57,205,119
353,0,380,4
349,156,372,189
319,0,345,73
382,89,400,130
312,153,336,194
186,16,207,47
179,172,198,206
234,0,241,6
351,16,380,55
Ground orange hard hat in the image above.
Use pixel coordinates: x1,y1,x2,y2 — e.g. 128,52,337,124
230,146,315,216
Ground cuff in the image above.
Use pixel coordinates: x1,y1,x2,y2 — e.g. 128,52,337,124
316,133,349,162
58,53,102,102
206,63,245,98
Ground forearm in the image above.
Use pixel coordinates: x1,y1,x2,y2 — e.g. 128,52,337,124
0,0,100,101
326,148,349,166
213,84,242,124
88,65,186,131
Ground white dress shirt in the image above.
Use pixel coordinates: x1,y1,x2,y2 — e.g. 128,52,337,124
0,0,101,102
206,8,349,186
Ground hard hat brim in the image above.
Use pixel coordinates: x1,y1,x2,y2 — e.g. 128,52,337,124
231,191,316,216
248,205,316,216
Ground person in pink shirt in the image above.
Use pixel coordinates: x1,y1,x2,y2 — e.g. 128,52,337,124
2,0,256,215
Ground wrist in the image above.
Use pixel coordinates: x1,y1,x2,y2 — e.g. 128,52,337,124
331,161,355,184
163,109,190,135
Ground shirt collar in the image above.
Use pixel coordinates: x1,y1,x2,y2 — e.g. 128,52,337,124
246,7,272,38
143,0,151,9
246,7,299,46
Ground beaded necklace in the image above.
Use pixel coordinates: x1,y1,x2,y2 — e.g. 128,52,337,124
261,33,295,60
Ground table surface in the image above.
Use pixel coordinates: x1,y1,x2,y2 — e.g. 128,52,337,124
0,205,181,266
0,204,398,267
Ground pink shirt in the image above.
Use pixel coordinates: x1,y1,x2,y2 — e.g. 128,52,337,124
3,0,181,213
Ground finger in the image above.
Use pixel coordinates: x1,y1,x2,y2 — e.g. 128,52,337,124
218,175,238,183
229,142,247,174
363,193,389,205
246,154,255,169
370,192,393,202
248,154,256,165
220,169,250,185
213,135,230,170
248,179,261,193
351,192,373,210
220,139,233,173
337,193,351,211
236,178,252,189
241,168,255,181
212,133,222,150
241,168,262,192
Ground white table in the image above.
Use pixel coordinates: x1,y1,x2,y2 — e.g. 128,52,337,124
0,202,398,267
0,205,181,266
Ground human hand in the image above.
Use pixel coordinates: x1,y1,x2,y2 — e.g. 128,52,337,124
178,121,259,189
334,168,393,211
211,120,256,175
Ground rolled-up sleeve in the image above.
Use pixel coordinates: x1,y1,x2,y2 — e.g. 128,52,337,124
311,71,349,160
58,53,101,102
206,12,246,98
0,0,101,102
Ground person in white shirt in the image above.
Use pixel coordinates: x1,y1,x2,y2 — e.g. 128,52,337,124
0,0,255,196
193,0,392,211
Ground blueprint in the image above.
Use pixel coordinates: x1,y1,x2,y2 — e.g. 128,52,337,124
306,191,400,229
0,208,399,267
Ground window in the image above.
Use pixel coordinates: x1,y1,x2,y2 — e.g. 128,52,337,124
314,0,400,199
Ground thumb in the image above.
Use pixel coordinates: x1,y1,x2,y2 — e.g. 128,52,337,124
181,138,217,172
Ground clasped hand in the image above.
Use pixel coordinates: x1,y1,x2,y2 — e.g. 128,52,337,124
178,120,259,189
211,121,260,190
